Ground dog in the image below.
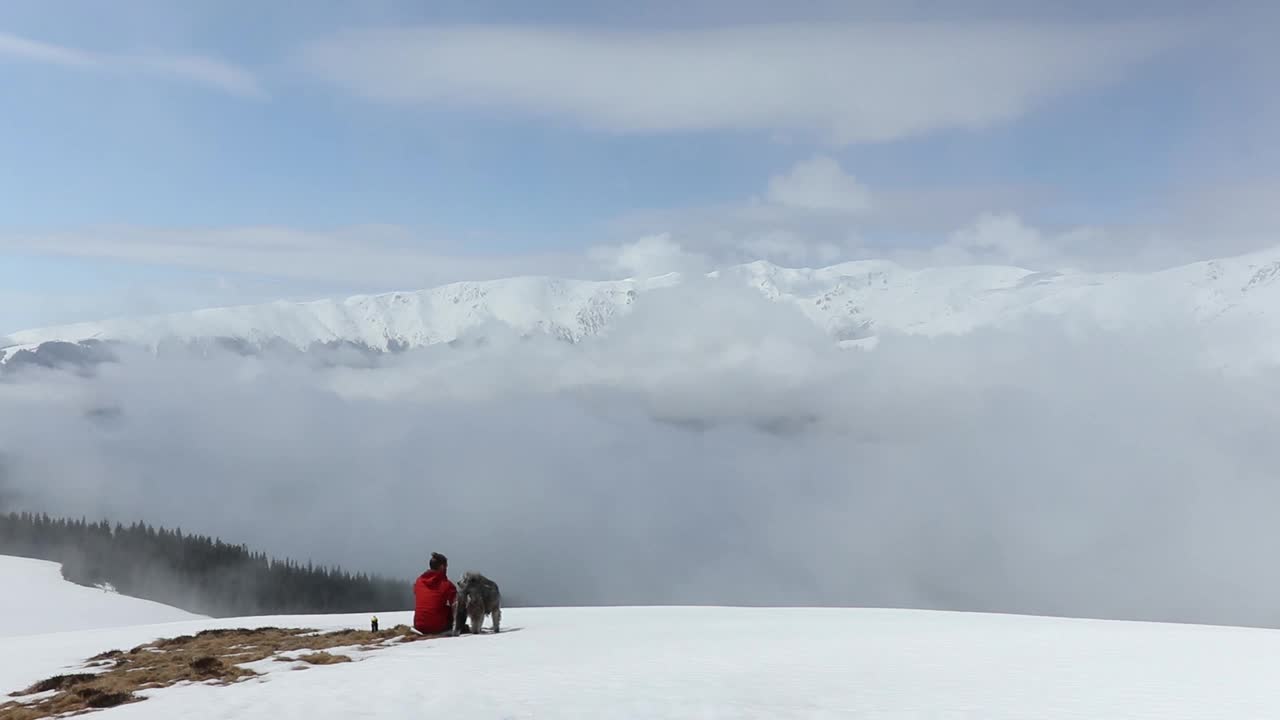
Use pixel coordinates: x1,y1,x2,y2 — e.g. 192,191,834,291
453,571,502,635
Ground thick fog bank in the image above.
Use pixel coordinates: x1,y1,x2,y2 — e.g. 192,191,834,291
3,282,1279,627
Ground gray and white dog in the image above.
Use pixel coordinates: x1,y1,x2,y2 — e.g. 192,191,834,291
453,571,501,635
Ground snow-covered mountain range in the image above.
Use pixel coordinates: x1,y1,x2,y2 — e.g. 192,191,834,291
6,246,1280,365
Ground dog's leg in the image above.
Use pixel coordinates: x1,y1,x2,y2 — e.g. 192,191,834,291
491,607,501,634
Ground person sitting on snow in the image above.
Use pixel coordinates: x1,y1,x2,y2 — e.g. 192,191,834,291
413,552,457,635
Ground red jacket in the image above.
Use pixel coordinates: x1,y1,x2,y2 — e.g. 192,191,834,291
413,569,457,634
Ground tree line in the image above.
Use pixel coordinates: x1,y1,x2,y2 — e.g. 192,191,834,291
0,511,411,617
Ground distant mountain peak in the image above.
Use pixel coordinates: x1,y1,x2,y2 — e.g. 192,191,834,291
7,249,1280,368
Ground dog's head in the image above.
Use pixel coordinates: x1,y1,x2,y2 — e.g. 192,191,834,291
456,571,497,610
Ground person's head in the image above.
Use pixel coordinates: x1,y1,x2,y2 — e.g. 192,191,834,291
429,552,448,572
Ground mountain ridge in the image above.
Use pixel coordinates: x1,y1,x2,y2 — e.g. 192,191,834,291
7,247,1280,364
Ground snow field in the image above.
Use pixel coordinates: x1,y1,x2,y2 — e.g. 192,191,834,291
0,556,205,638
5,555,1280,718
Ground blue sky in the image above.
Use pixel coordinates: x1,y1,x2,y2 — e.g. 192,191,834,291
1,0,1276,333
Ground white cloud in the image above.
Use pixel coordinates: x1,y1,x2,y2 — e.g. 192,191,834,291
126,53,264,98
5,284,1280,625
0,30,264,98
588,233,709,280
0,225,576,291
605,152,1272,274
913,208,1271,273
0,278,325,337
0,31,94,67
765,155,872,213
0,223,608,332
295,20,1186,144
7,173,1274,335
602,156,877,269
933,212,1065,268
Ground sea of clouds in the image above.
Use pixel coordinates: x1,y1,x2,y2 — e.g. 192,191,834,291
3,278,1280,627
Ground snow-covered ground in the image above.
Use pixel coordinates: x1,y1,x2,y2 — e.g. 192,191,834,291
0,555,204,638
3,556,1280,718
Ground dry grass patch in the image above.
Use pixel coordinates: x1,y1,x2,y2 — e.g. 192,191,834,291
293,652,353,666
0,624,429,719
23,674,97,694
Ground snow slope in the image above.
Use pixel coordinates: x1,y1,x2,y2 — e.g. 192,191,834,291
3,554,1278,718
0,555,205,638
9,246,1280,363
3,606,1280,718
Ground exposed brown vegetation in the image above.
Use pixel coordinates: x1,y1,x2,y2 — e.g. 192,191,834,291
0,624,433,719
18,674,97,695
293,652,352,666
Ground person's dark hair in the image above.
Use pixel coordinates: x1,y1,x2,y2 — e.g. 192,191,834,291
429,552,448,571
